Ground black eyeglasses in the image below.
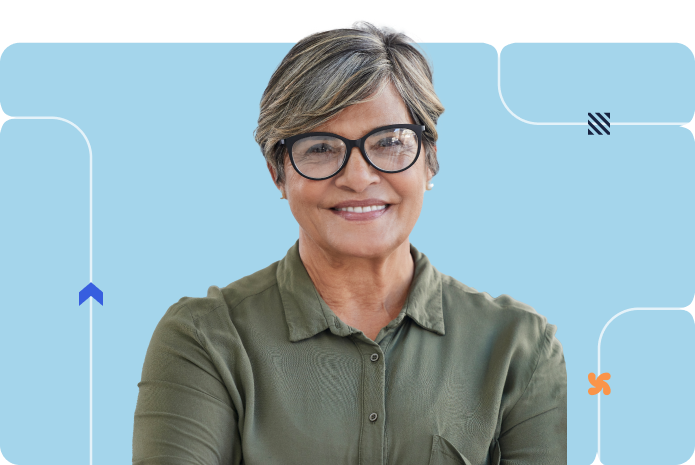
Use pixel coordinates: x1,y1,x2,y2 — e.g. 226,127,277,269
280,124,425,181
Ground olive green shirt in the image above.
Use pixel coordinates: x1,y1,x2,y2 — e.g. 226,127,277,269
133,241,567,465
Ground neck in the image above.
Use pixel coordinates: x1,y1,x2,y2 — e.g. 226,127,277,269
298,229,415,339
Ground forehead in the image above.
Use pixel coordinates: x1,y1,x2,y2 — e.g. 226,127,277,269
313,81,414,139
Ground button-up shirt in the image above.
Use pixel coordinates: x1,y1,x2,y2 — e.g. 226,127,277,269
133,241,567,465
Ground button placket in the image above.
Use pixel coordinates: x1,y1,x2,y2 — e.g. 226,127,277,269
369,352,379,423
354,340,387,464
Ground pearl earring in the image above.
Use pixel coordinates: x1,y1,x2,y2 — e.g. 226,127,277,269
426,182,434,191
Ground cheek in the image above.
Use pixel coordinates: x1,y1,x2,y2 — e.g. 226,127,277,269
284,162,308,201
285,171,328,219
391,170,426,202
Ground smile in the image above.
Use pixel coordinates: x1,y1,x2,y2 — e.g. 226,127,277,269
335,205,387,213
329,203,391,221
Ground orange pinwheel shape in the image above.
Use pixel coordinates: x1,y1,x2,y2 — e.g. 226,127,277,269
588,372,611,395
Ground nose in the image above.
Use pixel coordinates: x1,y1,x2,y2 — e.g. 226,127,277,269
334,146,381,192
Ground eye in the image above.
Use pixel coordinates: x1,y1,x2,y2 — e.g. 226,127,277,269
377,137,401,147
306,143,337,154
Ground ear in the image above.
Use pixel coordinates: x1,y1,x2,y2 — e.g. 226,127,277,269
267,161,283,190
426,145,436,182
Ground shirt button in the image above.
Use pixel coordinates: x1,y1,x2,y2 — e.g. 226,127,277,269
370,353,379,362
369,412,378,422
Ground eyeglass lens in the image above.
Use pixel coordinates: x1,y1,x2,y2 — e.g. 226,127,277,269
291,127,419,179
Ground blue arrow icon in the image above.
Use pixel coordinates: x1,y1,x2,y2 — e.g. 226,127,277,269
79,282,103,305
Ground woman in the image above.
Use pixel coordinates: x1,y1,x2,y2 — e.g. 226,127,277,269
133,22,567,465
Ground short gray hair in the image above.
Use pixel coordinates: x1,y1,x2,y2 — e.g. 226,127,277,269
253,21,445,185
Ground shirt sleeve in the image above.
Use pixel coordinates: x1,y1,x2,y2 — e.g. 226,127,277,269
496,322,567,465
133,303,241,465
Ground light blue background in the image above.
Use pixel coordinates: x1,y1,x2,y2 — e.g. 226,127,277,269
0,43,694,465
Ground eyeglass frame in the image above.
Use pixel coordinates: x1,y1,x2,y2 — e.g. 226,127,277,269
279,123,426,181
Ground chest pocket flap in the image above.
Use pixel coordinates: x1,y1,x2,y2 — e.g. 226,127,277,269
428,435,472,465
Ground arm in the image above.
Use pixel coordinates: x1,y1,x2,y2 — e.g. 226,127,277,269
133,303,241,465
496,323,567,465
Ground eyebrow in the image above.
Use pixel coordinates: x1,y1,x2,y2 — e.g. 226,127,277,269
306,123,413,138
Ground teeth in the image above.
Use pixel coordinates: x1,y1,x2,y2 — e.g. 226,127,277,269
338,205,387,212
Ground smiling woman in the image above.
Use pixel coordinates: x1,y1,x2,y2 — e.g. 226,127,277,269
133,21,567,465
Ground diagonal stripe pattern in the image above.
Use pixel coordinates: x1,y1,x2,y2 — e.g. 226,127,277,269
588,112,611,135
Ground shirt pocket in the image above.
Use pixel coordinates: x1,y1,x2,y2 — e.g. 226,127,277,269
428,435,472,465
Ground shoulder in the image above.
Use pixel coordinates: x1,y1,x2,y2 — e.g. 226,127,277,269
438,271,563,396
174,260,280,319
439,272,552,349
155,260,281,337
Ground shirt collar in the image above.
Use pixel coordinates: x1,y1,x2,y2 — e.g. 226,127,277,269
276,240,445,342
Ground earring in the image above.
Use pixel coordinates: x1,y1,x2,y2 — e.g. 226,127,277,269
426,182,434,191
280,190,287,199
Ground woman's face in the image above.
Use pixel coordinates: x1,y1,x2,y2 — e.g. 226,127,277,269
272,81,434,259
